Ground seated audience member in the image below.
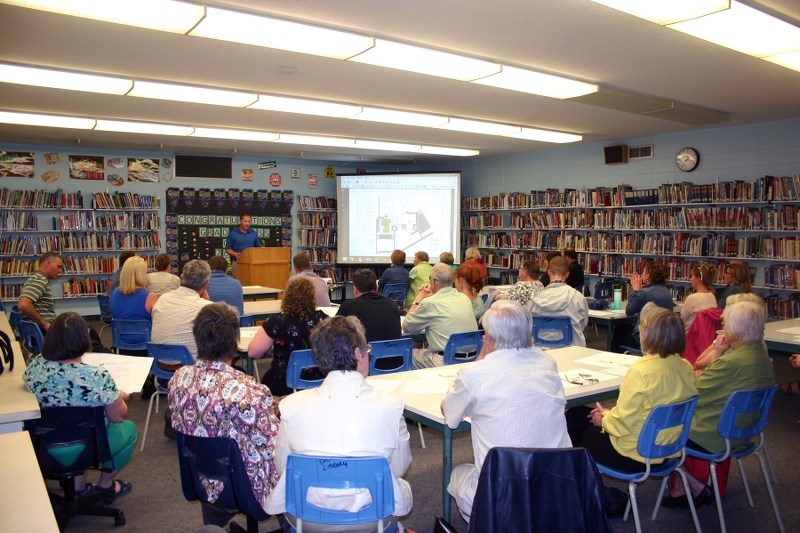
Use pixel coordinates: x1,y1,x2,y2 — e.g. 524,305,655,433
378,249,409,292
249,277,327,396
496,259,544,310
108,250,136,295
538,251,561,287
530,256,589,347
783,353,800,396
336,268,401,342
442,301,571,523
265,316,413,532
405,250,432,307
692,293,762,373
665,296,774,507
206,255,244,316
463,246,488,283
146,253,180,296
18,251,63,332
24,312,137,498
110,256,158,355
151,259,213,359
454,262,485,320
439,251,457,272
570,304,697,483
681,263,718,332
169,303,280,528
403,263,477,369
286,252,332,307
612,259,673,351
563,247,585,291
716,262,752,309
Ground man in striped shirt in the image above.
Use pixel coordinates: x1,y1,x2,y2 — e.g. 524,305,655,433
18,251,63,332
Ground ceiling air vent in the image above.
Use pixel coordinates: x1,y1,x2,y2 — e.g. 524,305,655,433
628,145,653,160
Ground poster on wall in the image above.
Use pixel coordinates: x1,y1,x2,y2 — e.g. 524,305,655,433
0,151,35,177
68,155,105,180
127,157,160,182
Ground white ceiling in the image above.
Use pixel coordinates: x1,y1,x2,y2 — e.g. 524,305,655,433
1,0,800,163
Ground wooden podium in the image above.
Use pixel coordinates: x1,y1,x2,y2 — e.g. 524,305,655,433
237,247,290,289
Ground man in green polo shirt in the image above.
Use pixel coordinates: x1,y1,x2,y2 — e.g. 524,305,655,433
18,251,63,332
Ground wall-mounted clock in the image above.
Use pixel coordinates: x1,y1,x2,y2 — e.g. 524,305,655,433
676,147,699,172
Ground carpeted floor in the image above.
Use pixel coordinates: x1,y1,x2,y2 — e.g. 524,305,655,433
55,322,800,532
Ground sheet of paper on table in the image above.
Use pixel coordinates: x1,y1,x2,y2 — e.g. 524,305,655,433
575,351,640,368
368,380,403,393
82,353,153,394
776,326,800,335
561,367,618,391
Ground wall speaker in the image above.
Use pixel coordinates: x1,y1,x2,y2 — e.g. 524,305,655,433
604,145,628,165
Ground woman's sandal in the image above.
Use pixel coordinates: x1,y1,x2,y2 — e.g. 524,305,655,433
96,479,133,502
781,382,800,396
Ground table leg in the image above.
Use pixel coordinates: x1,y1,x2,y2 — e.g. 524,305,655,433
606,320,614,352
443,426,453,522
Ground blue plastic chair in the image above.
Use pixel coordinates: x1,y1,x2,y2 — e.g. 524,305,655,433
685,386,783,533
368,338,413,376
141,342,194,451
111,319,151,353
285,454,394,533
96,294,113,338
382,283,409,308
8,308,22,341
443,331,483,365
176,433,269,533
286,349,324,391
19,319,45,357
597,396,701,533
532,316,573,349
239,314,255,327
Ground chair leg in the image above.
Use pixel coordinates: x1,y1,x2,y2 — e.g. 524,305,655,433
417,422,426,449
626,482,641,533
140,391,162,452
709,462,727,533
763,439,778,483
660,468,701,533
754,452,785,533
652,476,669,520
736,457,754,506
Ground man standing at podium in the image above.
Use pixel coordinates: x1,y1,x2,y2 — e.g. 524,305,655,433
225,213,261,278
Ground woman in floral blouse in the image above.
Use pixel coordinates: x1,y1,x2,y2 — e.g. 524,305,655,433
168,303,280,528
248,277,328,396
24,312,137,498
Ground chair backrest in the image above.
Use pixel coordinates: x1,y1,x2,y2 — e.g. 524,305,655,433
468,447,611,533
111,319,151,352
594,281,613,300
176,433,269,522
637,396,699,461
8,308,22,340
718,385,778,443
286,349,324,391
146,342,195,391
239,314,255,327
368,338,413,376
532,316,573,348
285,454,394,530
382,283,409,306
19,319,45,355
96,294,113,325
24,406,112,476
443,331,483,365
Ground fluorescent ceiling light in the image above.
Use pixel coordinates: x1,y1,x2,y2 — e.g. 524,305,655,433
349,39,501,81
354,139,422,152
3,0,205,33
95,119,194,136
418,146,480,157
353,107,448,127
504,127,582,143
0,63,132,94
274,134,356,148
473,65,598,99
765,50,800,72
191,127,278,142
669,2,800,57
0,110,95,129
129,81,257,107
590,0,729,25
190,7,373,60
436,118,521,136
249,95,362,118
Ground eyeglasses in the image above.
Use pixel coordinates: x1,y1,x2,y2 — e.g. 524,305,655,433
366,344,372,356
565,373,599,386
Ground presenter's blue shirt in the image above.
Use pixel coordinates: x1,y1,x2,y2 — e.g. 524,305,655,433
225,227,261,260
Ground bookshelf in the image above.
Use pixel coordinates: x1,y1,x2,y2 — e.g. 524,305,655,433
0,188,160,301
297,195,338,279
461,176,800,318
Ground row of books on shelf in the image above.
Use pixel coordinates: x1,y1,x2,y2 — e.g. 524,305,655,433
297,212,337,227
53,212,160,232
2,254,158,279
0,188,84,209
1,211,40,231
1,233,161,255
302,248,337,264
462,176,800,211
297,228,337,247
298,195,336,210
462,204,798,232
61,278,109,298
92,192,158,210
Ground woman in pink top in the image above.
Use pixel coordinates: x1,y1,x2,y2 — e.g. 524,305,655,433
681,263,717,332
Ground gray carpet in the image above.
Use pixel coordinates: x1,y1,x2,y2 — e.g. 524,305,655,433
57,322,799,532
